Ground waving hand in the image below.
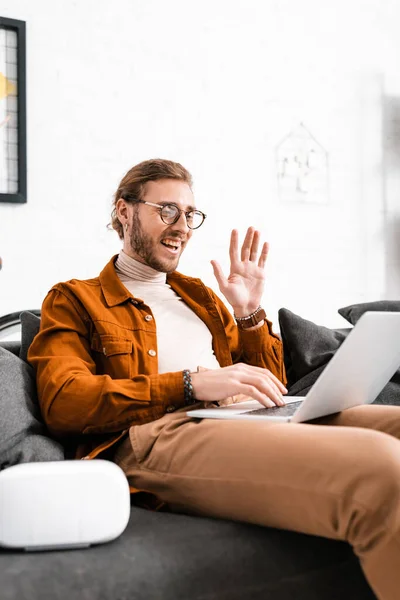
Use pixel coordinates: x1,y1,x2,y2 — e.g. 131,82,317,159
211,227,269,317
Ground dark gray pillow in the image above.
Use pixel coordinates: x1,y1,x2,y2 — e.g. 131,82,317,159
278,308,350,388
0,347,64,469
20,310,41,363
338,301,400,325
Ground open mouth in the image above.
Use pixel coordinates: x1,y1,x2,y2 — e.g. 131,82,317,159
160,238,182,255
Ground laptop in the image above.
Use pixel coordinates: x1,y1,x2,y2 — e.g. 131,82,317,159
187,311,400,423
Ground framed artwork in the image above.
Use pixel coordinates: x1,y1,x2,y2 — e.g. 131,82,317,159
0,16,26,203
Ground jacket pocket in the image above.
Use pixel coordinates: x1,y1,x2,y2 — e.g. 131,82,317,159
91,333,133,379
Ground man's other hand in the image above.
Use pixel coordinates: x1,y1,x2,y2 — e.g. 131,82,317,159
190,364,288,408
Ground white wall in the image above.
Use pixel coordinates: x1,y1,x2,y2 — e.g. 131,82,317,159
0,0,400,329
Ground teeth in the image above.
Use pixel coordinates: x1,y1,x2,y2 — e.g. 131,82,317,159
162,239,181,248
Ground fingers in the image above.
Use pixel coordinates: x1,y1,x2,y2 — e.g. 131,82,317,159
229,229,239,264
238,228,268,266
240,227,255,262
263,367,287,395
232,364,287,407
211,260,228,290
238,363,288,395
249,230,260,262
258,242,269,269
242,385,276,408
241,373,285,407
243,378,285,407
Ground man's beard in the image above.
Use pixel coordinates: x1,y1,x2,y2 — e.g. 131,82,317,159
129,214,182,273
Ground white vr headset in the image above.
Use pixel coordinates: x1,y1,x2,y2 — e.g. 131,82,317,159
0,460,130,551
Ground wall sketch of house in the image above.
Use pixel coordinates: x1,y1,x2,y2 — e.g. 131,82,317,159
276,123,329,205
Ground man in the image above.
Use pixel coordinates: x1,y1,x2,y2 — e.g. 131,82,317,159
29,158,400,599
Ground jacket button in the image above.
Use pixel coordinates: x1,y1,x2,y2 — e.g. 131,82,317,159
144,315,153,322
166,405,176,413
148,349,157,357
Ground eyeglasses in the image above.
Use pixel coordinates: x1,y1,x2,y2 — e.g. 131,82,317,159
126,198,207,230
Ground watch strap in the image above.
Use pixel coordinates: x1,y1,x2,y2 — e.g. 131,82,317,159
235,308,266,330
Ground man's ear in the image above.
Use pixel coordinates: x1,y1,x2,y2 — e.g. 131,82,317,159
116,198,129,222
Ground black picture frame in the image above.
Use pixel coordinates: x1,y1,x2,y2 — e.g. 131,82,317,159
0,16,26,204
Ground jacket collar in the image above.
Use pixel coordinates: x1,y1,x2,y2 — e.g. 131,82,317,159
99,255,204,308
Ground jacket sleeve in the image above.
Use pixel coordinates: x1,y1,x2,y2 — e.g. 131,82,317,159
28,288,186,438
209,289,287,385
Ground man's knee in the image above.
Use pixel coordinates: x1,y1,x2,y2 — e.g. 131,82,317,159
342,430,400,550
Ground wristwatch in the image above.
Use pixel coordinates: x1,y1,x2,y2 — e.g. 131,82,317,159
235,307,266,330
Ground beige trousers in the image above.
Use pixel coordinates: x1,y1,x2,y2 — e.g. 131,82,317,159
113,404,400,600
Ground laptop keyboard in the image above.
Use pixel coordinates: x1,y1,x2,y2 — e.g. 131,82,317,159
245,400,303,417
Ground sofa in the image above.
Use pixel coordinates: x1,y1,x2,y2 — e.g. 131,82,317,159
2,300,399,600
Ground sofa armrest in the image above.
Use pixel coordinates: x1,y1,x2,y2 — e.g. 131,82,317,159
0,341,21,357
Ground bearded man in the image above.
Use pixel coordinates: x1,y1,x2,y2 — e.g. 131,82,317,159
29,158,400,600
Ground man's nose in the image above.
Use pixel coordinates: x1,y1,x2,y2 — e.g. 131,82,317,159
175,211,190,233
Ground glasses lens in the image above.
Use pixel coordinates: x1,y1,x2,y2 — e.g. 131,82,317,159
187,211,204,229
160,205,205,229
160,204,179,224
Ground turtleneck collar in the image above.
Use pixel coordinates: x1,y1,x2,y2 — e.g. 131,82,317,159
115,250,167,283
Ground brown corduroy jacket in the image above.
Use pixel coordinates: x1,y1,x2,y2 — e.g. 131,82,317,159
28,256,286,460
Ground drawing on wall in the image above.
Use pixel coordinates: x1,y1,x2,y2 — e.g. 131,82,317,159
276,123,329,205
0,17,26,203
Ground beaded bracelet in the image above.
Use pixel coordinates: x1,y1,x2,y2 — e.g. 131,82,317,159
234,305,262,321
183,369,196,405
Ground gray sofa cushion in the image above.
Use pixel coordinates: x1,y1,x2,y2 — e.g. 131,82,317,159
278,307,400,405
338,300,400,325
20,311,41,363
0,347,64,469
278,308,350,388
0,507,375,600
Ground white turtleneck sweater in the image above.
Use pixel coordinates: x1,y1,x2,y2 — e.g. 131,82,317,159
115,251,221,374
